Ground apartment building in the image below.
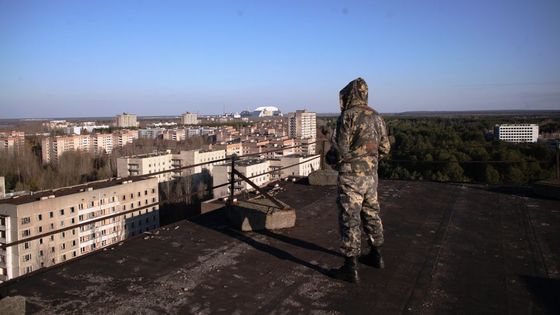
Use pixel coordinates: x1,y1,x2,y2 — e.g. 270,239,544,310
288,110,316,141
211,142,242,156
114,113,139,128
494,124,539,143
181,112,198,125
0,131,25,153
213,159,270,198
172,149,226,176
138,128,166,139
270,154,320,179
0,176,159,281
41,130,138,163
163,129,186,141
117,151,174,182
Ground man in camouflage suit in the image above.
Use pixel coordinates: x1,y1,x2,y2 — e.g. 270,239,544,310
327,77,390,283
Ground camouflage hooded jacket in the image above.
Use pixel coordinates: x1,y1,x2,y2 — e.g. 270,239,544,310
331,77,390,175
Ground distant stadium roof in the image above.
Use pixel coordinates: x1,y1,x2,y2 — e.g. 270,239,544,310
252,106,282,117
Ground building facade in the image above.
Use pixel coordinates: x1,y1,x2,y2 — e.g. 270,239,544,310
288,110,316,141
41,130,138,163
172,149,227,176
495,124,539,143
0,176,159,282
270,154,320,178
117,151,174,182
213,159,270,198
114,113,139,128
0,131,25,154
181,112,198,125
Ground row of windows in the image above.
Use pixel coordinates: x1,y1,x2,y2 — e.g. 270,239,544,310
20,187,157,226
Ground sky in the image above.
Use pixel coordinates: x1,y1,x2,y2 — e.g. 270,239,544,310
1,0,559,118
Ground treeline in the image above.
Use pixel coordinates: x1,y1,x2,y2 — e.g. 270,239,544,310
0,136,209,193
379,116,558,184
318,115,559,185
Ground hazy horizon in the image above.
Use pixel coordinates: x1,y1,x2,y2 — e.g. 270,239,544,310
1,0,559,118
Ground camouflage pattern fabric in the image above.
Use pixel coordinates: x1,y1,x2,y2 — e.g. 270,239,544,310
332,77,390,257
331,78,390,175
338,174,383,257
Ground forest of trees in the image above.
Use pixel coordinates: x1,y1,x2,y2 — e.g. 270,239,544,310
0,136,209,192
320,115,559,185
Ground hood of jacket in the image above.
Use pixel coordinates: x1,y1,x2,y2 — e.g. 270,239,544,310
339,77,368,111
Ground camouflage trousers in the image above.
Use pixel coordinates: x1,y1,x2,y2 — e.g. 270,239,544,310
337,173,384,257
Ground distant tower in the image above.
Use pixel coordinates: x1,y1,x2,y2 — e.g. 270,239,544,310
181,112,198,125
288,110,317,154
288,110,316,140
114,113,139,128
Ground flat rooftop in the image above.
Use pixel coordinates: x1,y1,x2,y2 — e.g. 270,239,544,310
1,180,559,314
0,176,153,205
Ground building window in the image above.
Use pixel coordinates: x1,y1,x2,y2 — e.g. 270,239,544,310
144,190,148,195
38,214,43,221
23,254,32,262
22,229,31,237
50,211,54,218
24,242,30,249
38,226,43,233
60,209,65,215
70,207,75,213
21,217,31,225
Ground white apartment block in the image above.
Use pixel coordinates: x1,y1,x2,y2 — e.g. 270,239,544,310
288,110,316,141
213,159,270,198
117,151,174,182
0,131,25,153
181,112,198,125
114,113,139,128
66,125,110,135
211,142,243,156
172,149,226,176
139,128,166,139
495,124,539,143
41,130,138,163
163,129,186,141
270,154,320,179
0,176,159,282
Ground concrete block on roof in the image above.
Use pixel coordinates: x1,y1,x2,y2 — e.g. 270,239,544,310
308,169,338,186
0,296,26,315
227,199,296,231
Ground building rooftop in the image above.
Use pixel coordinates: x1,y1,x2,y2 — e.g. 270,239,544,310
0,176,153,205
1,180,558,314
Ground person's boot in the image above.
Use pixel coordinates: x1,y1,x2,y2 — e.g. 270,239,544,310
362,246,385,269
329,256,359,283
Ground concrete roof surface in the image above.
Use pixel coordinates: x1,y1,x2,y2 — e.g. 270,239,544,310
1,180,559,314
